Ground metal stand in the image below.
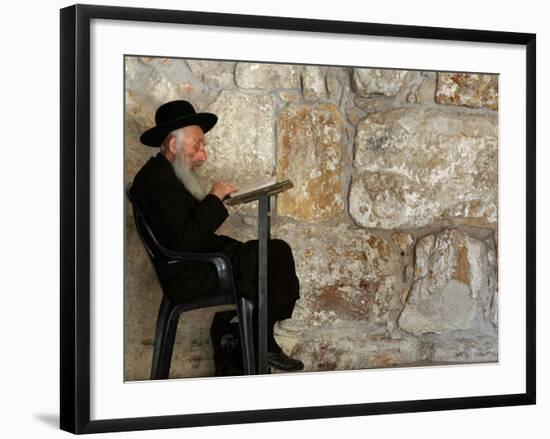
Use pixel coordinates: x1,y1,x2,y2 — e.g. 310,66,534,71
224,180,292,375
257,193,270,374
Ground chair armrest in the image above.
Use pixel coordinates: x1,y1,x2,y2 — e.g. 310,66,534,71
163,250,235,297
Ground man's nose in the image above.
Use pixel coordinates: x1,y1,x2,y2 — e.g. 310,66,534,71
195,148,207,162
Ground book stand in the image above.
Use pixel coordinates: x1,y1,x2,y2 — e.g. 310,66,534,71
225,180,293,373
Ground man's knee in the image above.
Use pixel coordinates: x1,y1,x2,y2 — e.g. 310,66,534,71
269,238,292,255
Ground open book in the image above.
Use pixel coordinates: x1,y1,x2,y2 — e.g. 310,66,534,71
230,177,277,198
224,177,293,205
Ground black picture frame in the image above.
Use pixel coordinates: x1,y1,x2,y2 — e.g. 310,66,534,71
60,3,536,434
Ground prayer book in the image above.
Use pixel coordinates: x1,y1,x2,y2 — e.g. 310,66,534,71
224,178,293,205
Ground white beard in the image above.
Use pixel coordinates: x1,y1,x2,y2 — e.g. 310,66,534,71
171,154,208,201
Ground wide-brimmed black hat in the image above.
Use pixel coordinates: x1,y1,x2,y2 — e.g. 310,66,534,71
139,100,218,147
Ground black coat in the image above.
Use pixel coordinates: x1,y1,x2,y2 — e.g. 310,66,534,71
129,152,245,302
130,152,300,325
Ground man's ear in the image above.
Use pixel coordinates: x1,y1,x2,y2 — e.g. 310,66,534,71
167,135,178,157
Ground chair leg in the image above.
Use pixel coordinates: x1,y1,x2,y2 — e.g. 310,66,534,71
237,297,256,375
151,296,180,380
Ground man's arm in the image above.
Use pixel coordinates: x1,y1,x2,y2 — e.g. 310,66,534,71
144,174,229,251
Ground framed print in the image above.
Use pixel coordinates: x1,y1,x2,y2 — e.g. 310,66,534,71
60,3,536,434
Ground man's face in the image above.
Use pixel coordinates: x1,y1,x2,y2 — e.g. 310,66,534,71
170,125,208,199
180,125,207,169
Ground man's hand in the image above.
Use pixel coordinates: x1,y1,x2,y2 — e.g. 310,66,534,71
210,181,238,201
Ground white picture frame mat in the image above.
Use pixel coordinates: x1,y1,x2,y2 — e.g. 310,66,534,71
89,18,526,420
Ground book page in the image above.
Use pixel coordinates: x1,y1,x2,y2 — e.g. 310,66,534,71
230,177,277,198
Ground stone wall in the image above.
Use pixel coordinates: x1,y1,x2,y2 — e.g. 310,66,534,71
124,56,498,380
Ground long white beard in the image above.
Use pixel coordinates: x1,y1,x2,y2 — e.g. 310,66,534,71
171,154,208,201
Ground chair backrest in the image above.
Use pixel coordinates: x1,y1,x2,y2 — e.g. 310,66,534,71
126,187,172,266
127,187,238,307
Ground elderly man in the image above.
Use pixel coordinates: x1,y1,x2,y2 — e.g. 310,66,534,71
130,100,304,372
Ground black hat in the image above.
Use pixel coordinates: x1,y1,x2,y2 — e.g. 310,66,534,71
139,100,218,147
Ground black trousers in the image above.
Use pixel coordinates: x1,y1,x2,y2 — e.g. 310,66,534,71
168,238,300,352
231,238,300,352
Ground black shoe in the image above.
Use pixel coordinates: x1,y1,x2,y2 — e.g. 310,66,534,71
267,350,304,371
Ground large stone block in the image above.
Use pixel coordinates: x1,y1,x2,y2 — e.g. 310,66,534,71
398,229,497,336
274,322,424,371
427,332,498,363
325,67,349,103
235,62,301,89
406,71,437,104
276,103,345,221
351,107,498,229
124,90,158,187
352,68,409,96
436,72,498,110
302,66,327,102
137,56,219,109
186,59,236,89
272,223,401,327
125,56,154,94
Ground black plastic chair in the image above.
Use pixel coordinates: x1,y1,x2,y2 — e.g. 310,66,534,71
126,188,256,379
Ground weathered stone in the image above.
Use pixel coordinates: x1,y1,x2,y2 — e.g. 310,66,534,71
235,62,301,89
123,205,166,380
426,332,498,363
398,229,497,336
125,89,155,136
140,57,219,109
345,104,366,127
138,57,193,83
125,56,155,94
302,66,327,102
143,77,184,105
124,58,501,378
139,56,171,66
124,343,152,381
276,103,345,221
196,91,277,214
352,68,409,96
400,285,411,304
272,222,401,327
124,90,159,187
350,107,498,229
405,264,414,282
278,91,302,103
339,83,367,126
486,235,499,329
325,67,348,102
186,59,236,89
275,321,424,372
124,208,162,346
215,218,257,243
354,95,394,112
436,72,498,110
392,232,414,254
406,71,436,104
240,215,258,228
